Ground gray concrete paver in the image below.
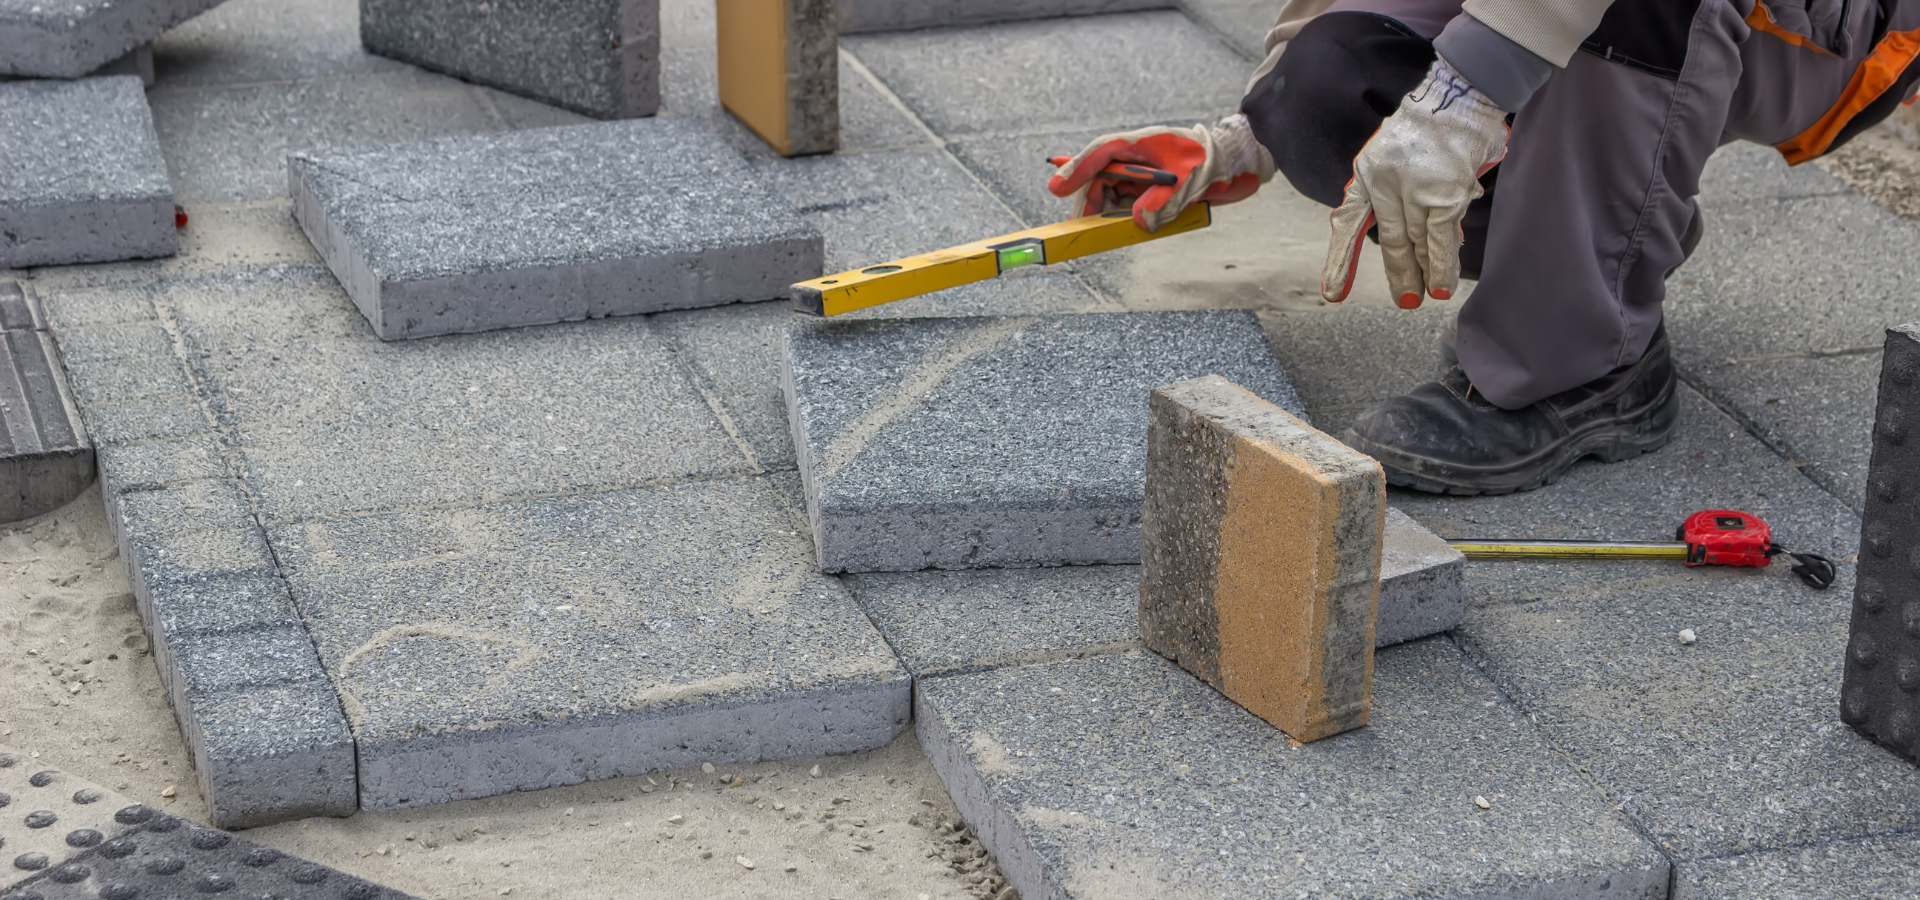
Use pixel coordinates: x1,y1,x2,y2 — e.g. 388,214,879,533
1673,833,1920,899
840,0,1171,35
289,117,822,340
1685,352,1879,512
783,310,1302,572
917,644,1669,900
0,76,177,268
843,12,1248,138
150,0,406,87
0,0,226,77
267,475,912,810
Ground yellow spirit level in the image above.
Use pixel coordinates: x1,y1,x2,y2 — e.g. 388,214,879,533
790,202,1212,317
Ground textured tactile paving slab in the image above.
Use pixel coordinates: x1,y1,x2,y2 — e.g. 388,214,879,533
267,475,912,810
782,310,1304,572
358,0,658,120
916,645,1669,900
838,0,1168,34
1841,323,1920,761
0,748,418,900
291,117,823,341
1,282,95,524
0,0,225,77
0,77,176,268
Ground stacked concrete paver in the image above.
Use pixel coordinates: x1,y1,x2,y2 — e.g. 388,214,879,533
290,117,822,340
19,0,1920,896
0,0,225,76
0,77,176,268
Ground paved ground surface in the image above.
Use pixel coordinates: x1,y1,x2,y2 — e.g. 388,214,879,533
5,0,1920,896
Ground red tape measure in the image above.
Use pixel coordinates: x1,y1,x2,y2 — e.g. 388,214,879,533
1678,509,1836,589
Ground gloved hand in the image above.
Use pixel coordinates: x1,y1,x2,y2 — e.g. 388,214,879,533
1322,59,1508,309
1048,113,1275,232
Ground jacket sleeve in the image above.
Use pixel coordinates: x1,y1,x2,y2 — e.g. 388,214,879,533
1246,0,1341,91
1460,0,1618,66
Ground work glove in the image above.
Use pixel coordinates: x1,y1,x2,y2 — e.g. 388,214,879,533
1322,59,1508,309
1048,113,1275,232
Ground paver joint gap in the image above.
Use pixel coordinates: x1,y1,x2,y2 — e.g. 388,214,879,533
1677,369,1867,515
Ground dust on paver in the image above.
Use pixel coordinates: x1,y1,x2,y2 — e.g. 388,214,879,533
358,0,658,119
0,282,94,523
0,77,176,268
291,117,823,340
916,645,1668,900
0,748,416,899
781,310,1302,572
268,476,911,810
0,0,225,77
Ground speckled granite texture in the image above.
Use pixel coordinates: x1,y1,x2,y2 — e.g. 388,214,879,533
358,0,658,119
782,310,1304,572
838,0,1168,34
290,117,823,340
0,0,225,76
0,77,175,267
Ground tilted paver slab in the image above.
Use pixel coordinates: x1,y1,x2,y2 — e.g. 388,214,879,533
916,644,1669,900
1841,323,1920,762
0,0,224,77
839,0,1169,35
267,476,911,810
0,77,176,268
0,747,417,899
783,310,1304,572
1139,375,1385,742
1,282,95,523
359,0,659,119
291,117,822,341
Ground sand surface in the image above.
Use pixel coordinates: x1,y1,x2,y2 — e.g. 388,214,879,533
1,486,1012,900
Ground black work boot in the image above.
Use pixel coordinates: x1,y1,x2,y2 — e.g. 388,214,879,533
1341,324,1680,495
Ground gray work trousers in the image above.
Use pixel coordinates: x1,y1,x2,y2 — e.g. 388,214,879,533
1261,0,1920,408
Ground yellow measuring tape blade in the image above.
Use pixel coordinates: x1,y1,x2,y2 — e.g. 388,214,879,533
790,202,1212,317
1449,541,1692,561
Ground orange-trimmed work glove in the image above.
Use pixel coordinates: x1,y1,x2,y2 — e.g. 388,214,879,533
1322,59,1508,309
1047,113,1275,232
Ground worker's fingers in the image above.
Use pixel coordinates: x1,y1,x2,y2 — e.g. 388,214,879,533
1321,176,1374,304
1132,183,1181,231
1372,202,1426,310
1048,138,1132,199
1422,204,1468,301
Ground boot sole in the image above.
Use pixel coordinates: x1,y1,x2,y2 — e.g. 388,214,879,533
1341,381,1681,497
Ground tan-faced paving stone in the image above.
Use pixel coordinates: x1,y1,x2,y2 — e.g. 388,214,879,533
290,117,821,341
0,77,176,268
266,475,911,810
782,310,1303,572
916,644,1669,900
0,0,226,77
360,0,659,120
1140,375,1384,741
0,748,417,898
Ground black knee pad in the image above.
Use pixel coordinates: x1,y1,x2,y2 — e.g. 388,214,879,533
1242,11,1435,208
